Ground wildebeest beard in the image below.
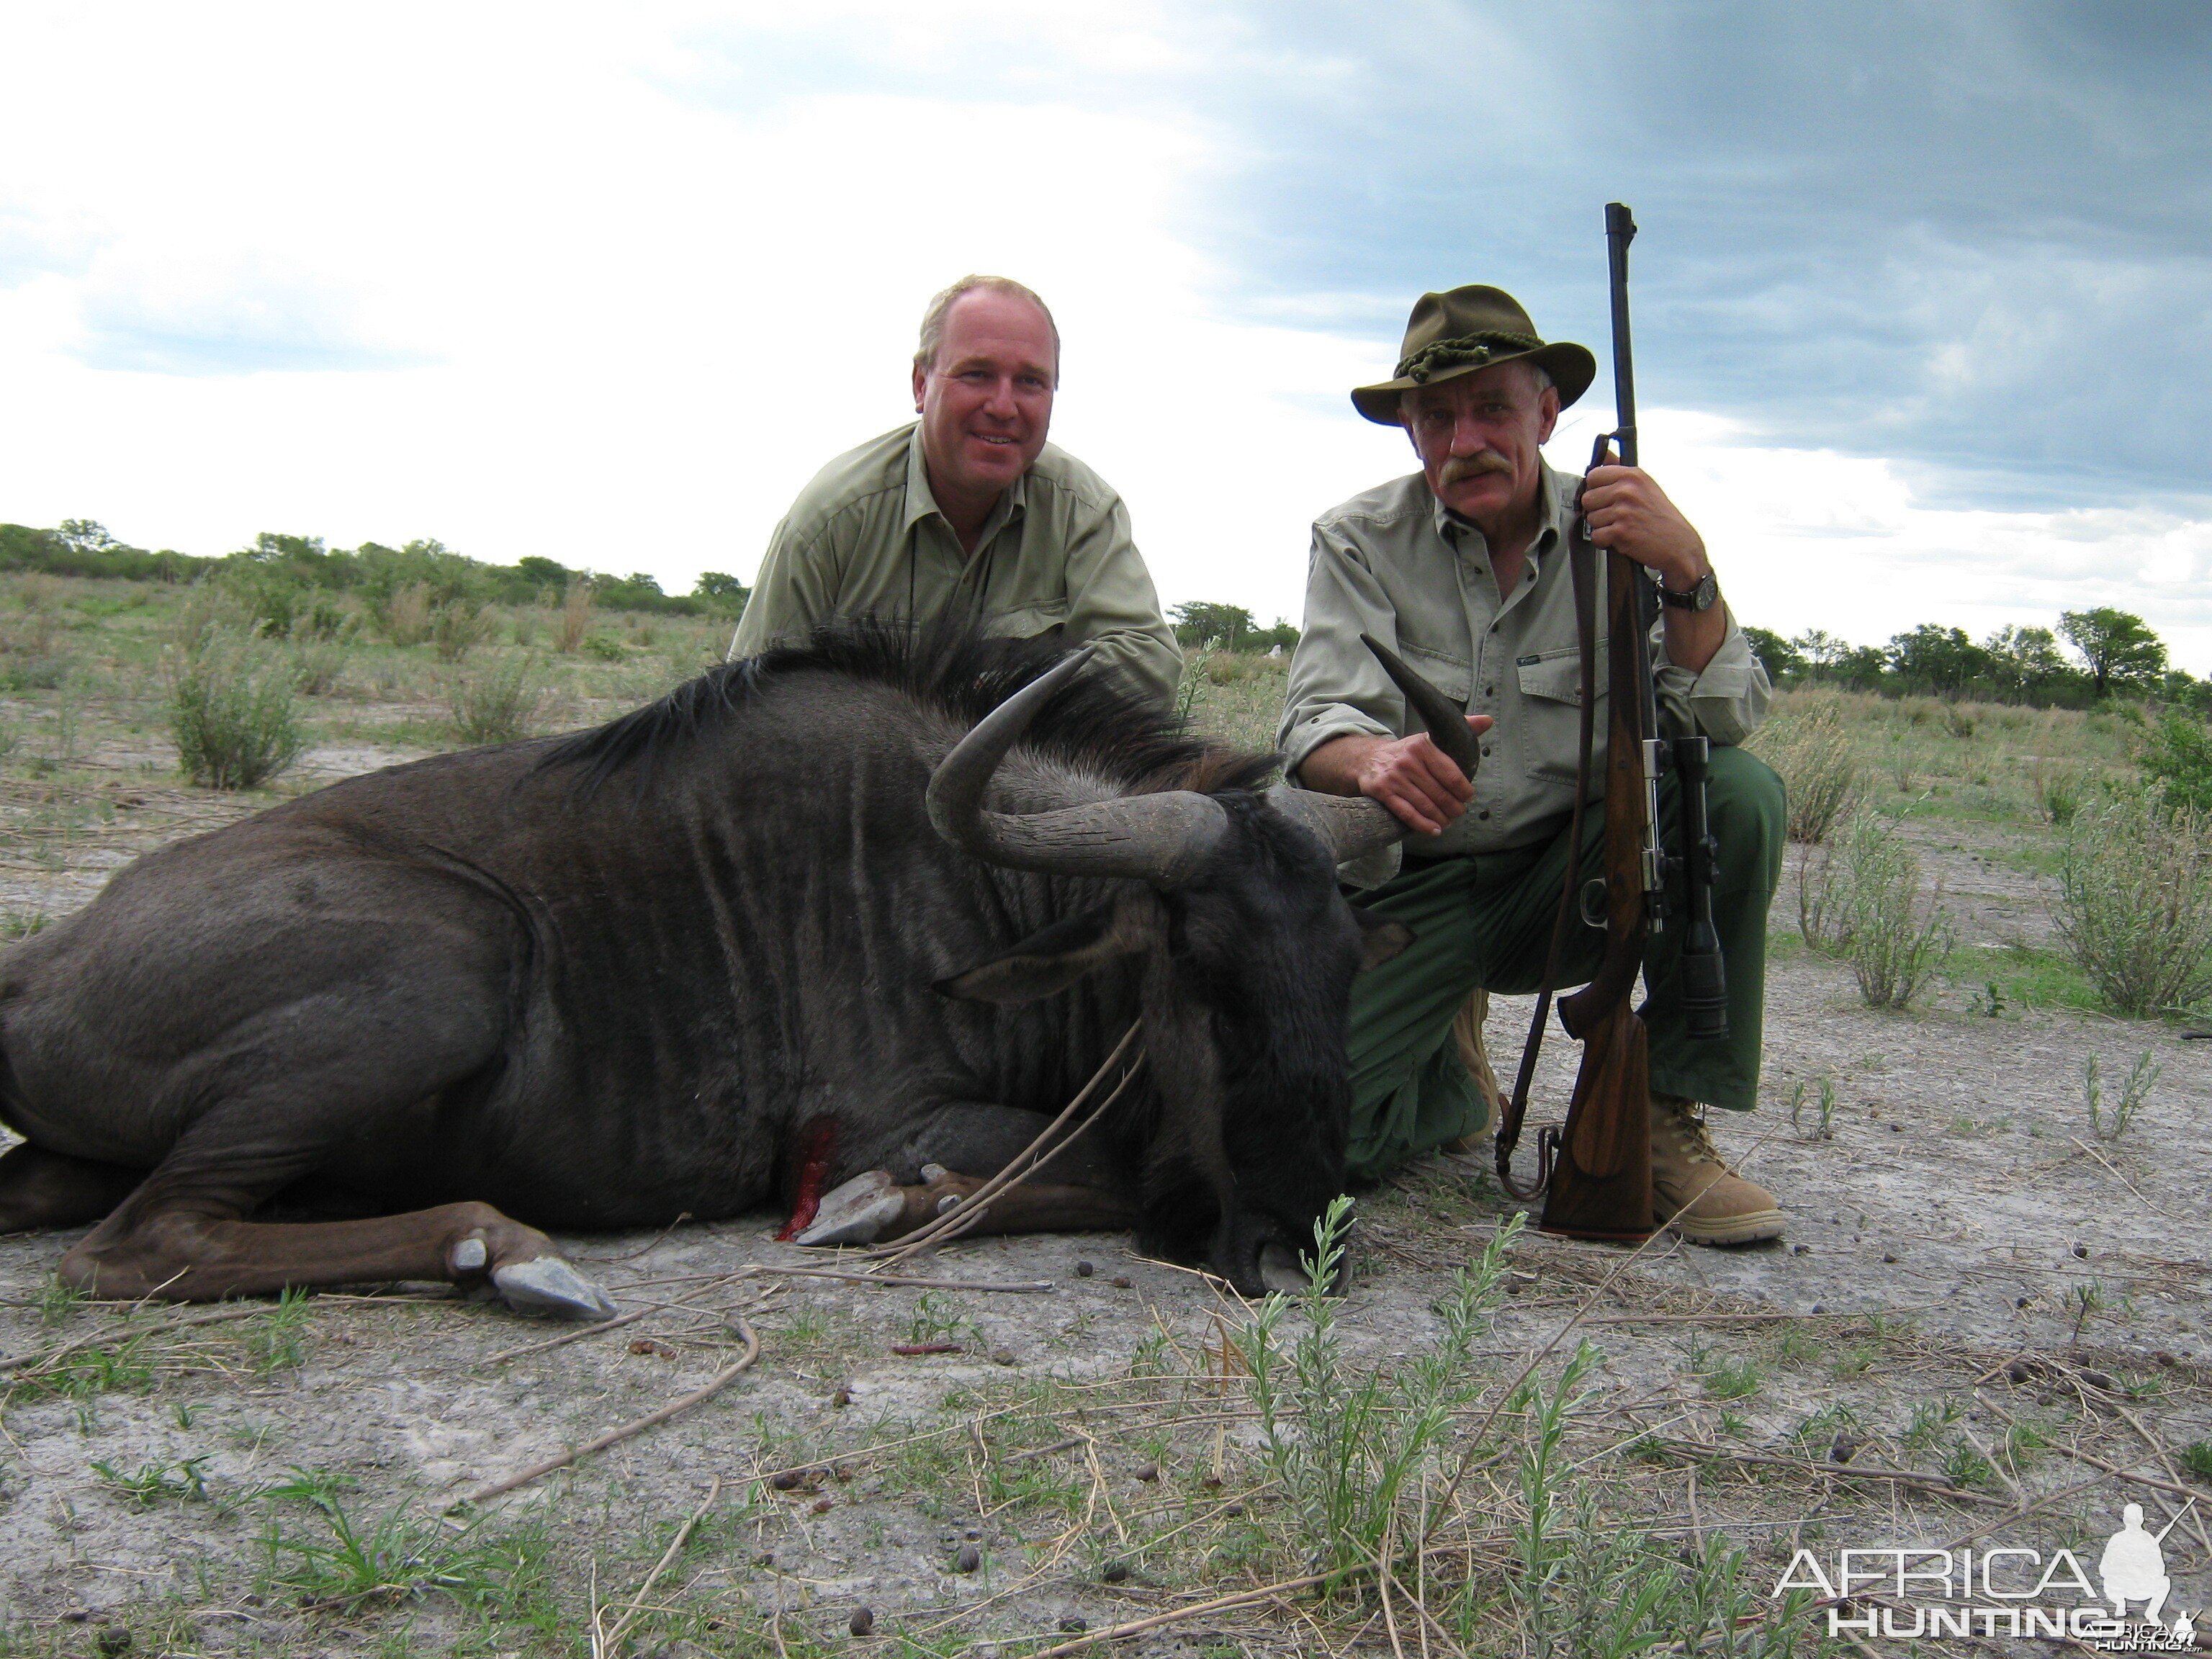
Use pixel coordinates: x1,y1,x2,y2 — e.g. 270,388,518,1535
0,618,1416,1310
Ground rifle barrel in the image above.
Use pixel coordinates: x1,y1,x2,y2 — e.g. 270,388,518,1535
1604,202,1638,468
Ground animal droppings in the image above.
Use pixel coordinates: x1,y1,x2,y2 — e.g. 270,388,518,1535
992,1347,1017,1365
770,1470,801,1491
1110,1276,1132,1289
850,1606,875,1636
1133,1462,1159,1482
832,1386,852,1406
1074,1259,1094,1277
954,1543,981,1573
1102,1560,1130,1583
1059,1617,1088,1632
628,1337,676,1359
811,1496,833,1514
1881,1251,1899,1264
2072,1242,2090,1258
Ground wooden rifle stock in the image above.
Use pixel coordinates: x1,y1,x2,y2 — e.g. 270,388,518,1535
1533,200,1658,1243
1546,542,1657,1241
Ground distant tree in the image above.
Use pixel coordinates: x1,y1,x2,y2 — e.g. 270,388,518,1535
692,572,750,614
1833,645,1888,691
516,555,572,591
1789,629,1856,682
1982,624,2077,701
2059,608,2167,699
57,519,116,554
1740,626,1804,681
1884,624,1990,694
1170,601,1254,650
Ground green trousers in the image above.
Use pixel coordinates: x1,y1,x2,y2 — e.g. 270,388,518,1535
1344,745,1786,1181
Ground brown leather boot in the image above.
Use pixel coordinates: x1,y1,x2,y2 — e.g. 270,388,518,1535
1648,1094,1784,1245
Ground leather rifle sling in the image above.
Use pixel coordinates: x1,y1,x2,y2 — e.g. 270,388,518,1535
1494,477,1603,1200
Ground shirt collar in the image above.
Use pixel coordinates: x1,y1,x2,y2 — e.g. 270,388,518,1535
902,421,1029,539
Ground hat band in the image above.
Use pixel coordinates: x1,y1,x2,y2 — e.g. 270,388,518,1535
1397,329,1545,385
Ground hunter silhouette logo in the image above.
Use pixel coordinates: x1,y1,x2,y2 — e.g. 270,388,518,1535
1772,1499,2198,1646
2100,1503,2180,1626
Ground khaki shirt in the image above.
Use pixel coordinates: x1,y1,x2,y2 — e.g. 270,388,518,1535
1278,459,1769,863
730,423,1183,706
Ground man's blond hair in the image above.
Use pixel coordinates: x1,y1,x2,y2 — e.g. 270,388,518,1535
914,275,1061,382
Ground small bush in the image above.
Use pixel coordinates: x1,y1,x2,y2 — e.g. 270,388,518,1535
555,583,595,653
382,583,433,647
171,640,306,789
448,656,546,746
2056,790,2212,1017
2033,759,2088,825
2141,710,2212,815
1797,809,1952,1007
431,598,494,662
291,640,349,697
1750,694,1860,843
583,632,626,662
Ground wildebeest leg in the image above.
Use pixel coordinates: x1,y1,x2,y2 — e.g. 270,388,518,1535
61,1199,612,1318
0,1143,143,1231
796,1102,1133,1246
51,966,614,1318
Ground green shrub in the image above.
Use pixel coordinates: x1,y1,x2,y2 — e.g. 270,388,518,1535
382,582,433,647
171,641,305,789
448,655,545,746
291,640,349,697
583,632,626,662
1796,809,1953,1007
2141,710,2212,815
2056,790,2212,1017
431,598,494,662
1749,693,1860,843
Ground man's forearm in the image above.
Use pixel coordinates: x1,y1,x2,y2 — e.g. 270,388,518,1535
1659,590,1726,675
1297,733,1382,796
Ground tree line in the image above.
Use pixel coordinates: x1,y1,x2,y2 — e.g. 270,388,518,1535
0,520,751,621
1740,610,2211,712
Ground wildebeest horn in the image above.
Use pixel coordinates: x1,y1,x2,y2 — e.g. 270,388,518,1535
1266,635,1482,865
1264,784,1405,863
927,647,1229,887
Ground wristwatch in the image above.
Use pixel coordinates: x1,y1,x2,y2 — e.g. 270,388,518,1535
1658,569,1718,612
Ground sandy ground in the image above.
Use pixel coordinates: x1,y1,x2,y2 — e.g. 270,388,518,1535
1,755,2209,1657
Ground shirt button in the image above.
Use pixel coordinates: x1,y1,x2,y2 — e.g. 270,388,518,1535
1485,685,1494,696
1478,809,1491,820
1480,746,1492,757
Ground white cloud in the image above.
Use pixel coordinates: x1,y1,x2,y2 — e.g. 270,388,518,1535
0,4,2206,673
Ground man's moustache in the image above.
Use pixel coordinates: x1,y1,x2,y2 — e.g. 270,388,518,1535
1439,454,1513,485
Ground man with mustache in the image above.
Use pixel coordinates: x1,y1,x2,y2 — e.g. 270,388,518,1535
731,275,1182,705
1280,286,1788,1244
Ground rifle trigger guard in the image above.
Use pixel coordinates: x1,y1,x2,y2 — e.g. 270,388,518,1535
1579,877,1608,930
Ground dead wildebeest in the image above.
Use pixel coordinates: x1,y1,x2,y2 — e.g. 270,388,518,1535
0,623,1449,1316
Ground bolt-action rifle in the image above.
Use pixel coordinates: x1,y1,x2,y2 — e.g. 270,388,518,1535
1494,202,1730,1241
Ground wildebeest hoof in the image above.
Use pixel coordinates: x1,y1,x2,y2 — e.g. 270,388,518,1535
451,1233,489,1274
920,1164,949,1183
1258,1241,1310,1295
490,1256,617,1321
796,1172,905,1246
934,1193,961,1216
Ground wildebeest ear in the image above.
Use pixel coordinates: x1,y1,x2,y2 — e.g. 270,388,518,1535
935,904,1145,1004
1352,909,1415,970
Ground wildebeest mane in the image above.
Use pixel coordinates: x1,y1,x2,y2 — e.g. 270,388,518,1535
539,617,1277,801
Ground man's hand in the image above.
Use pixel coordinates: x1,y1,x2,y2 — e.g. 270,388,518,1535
1300,716,1494,836
1581,463,1707,590
1583,459,1726,674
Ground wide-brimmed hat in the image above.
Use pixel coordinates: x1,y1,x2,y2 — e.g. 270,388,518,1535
1351,285,1596,425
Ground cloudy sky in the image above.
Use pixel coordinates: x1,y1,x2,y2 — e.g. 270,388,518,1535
2,3,2208,667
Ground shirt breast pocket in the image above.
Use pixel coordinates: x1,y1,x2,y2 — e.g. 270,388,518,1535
1517,645,1593,784
980,598,1071,639
1395,644,1472,709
